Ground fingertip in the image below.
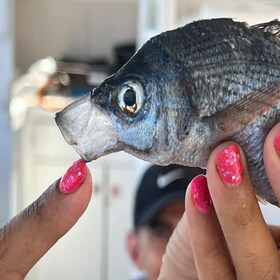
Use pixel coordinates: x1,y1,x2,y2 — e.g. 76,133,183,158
58,165,93,217
205,141,261,220
189,175,212,214
59,159,88,194
207,141,250,187
264,122,280,201
48,163,93,237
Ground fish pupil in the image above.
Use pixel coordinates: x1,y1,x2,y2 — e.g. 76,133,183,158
124,89,136,106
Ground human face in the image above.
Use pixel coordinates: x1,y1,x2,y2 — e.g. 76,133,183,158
134,201,185,280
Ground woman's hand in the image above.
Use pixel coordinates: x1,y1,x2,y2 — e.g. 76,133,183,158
0,159,92,279
159,123,280,279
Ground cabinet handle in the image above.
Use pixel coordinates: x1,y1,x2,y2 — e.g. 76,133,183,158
110,185,120,198
93,183,100,194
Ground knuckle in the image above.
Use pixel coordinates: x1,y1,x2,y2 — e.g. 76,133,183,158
253,262,280,280
202,238,227,262
203,242,222,258
269,271,280,280
264,259,280,280
233,202,258,228
199,243,234,279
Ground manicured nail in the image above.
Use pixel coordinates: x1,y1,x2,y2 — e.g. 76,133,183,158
60,159,87,193
273,131,280,156
215,143,243,187
191,175,212,213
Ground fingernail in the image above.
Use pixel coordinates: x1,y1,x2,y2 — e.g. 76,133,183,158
215,143,243,187
273,131,280,156
191,175,212,213
60,159,87,193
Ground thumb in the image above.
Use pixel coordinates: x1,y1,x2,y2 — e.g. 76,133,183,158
0,159,92,279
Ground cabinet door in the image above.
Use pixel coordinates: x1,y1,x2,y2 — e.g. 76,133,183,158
25,163,103,280
106,166,139,280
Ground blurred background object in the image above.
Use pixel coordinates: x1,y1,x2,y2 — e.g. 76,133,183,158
1,0,280,279
0,0,13,227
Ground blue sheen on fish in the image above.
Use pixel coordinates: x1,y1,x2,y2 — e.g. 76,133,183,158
55,18,280,204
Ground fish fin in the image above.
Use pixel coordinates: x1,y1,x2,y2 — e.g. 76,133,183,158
257,194,268,204
250,19,280,43
203,82,280,138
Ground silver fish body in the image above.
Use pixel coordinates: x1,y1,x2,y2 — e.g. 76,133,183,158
56,18,280,203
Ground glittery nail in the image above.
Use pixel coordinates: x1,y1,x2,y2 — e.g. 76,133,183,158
60,159,87,193
273,131,280,156
215,143,243,186
191,175,212,213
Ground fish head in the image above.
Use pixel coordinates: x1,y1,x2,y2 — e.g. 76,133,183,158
55,42,185,164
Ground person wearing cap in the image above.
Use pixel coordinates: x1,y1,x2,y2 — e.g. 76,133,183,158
126,164,205,280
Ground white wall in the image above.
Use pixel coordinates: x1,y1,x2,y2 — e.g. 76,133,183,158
15,0,138,73
0,0,13,226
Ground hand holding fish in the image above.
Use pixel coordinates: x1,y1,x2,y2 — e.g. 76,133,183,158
159,123,280,280
0,160,92,279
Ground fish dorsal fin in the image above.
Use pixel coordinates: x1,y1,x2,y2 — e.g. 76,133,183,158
250,19,280,43
203,82,280,138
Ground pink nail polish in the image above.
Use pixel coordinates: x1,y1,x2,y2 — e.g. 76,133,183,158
215,143,243,186
273,131,280,156
60,159,87,193
191,175,212,213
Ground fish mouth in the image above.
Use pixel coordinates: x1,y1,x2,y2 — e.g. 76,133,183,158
55,94,119,162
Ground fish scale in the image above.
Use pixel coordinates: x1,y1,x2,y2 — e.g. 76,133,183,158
152,20,250,63
191,60,280,118
56,18,280,204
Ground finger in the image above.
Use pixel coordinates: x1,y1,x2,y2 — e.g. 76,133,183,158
159,213,198,280
207,143,280,279
264,122,280,203
0,159,92,278
186,175,235,280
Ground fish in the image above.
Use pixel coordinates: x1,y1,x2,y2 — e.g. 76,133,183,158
55,18,280,204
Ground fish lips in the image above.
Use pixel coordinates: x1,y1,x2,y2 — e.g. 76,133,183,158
55,94,120,162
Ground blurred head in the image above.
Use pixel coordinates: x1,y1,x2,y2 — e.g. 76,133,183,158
126,164,205,280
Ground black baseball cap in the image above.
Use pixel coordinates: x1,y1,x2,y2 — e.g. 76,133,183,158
133,164,205,229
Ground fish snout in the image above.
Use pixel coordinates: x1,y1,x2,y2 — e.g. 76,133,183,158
55,94,91,146
55,93,120,162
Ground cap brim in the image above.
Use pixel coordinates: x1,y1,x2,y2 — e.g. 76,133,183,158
136,191,185,228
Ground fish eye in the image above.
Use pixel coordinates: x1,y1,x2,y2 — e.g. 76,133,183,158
118,81,144,115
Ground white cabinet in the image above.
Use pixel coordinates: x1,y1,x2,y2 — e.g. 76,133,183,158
0,1,8,37
107,167,137,280
13,106,145,280
137,0,200,48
